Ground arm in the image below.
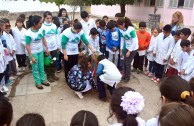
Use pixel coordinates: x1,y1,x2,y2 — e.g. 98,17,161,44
96,63,104,76
42,37,49,55
177,53,183,73
61,34,69,61
144,33,151,48
25,36,35,63
165,38,175,60
81,34,95,53
88,70,96,89
106,31,113,50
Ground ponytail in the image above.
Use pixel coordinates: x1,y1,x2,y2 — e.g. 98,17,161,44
26,15,42,28
123,115,138,126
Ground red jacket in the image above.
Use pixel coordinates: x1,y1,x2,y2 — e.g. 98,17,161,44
136,30,151,51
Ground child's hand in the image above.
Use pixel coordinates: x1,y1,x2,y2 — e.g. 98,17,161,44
153,53,156,57
126,51,131,58
169,58,175,65
163,59,167,63
31,57,36,63
112,47,116,52
64,55,68,61
181,69,185,75
79,52,83,57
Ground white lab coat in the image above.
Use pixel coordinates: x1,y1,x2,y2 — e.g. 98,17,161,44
0,39,6,73
3,32,16,61
153,33,175,65
80,18,97,37
12,27,26,54
169,39,182,69
87,35,100,55
147,36,158,61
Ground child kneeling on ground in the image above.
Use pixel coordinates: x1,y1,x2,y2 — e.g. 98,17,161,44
96,55,122,102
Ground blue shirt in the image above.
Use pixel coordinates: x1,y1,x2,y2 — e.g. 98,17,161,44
97,28,108,45
106,27,121,50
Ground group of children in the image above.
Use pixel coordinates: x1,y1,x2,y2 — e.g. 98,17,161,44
0,15,27,94
1,75,194,126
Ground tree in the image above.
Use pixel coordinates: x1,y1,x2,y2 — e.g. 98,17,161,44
91,0,141,16
39,0,65,10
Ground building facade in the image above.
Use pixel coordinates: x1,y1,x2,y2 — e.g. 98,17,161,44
91,0,194,27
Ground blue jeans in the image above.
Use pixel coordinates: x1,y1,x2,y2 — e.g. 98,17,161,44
97,76,115,98
56,52,64,71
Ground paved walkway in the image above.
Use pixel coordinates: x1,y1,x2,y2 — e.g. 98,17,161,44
8,71,161,126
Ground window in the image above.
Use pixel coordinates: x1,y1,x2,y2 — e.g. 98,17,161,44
169,0,194,8
156,0,163,7
133,0,141,6
145,0,156,7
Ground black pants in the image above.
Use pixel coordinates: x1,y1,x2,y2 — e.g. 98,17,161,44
16,54,26,67
0,72,5,86
154,62,165,79
45,50,58,78
133,53,145,71
4,64,9,84
64,54,78,83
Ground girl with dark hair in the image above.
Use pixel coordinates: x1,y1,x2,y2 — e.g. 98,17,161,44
0,97,13,126
16,113,45,126
117,17,138,83
25,15,50,89
108,87,145,126
58,8,69,27
67,56,96,99
146,76,194,126
42,11,59,82
70,110,99,126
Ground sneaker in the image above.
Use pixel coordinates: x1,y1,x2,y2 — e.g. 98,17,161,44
131,69,137,72
57,70,61,73
75,91,84,99
23,67,26,72
18,67,22,72
154,78,160,83
144,71,150,76
124,78,130,83
99,97,107,102
6,80,14,86
137,69,142,74
151,77,157,81
148,73,153,77
9,76,16,80
2,86,8,92
16,72,22,76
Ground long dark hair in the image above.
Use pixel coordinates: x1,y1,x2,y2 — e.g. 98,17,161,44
117,17,133,29
108,87,138,126
79,56,91,75
27,15,42,28
160,76,194,107
0,98,13,126
58,8,69,18
16,113,45,126
70,110,99,126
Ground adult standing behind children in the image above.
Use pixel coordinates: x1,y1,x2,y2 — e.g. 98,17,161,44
170,11,184,36
61,22,96,83
117,17,138,83
58,8,69,27
41,11,59,83
133,22,151,74
12,17,27,72
25,15,50,89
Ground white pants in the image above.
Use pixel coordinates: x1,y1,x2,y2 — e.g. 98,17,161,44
108,53,119,67
81,80,92,92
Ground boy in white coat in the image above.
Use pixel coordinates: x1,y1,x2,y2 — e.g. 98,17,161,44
180,40,194,81
153,25,175,83
96,55,122,102
167,28,191,76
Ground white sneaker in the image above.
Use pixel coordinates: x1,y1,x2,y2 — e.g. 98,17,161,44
74,91,83,99
9,76,16,80
16,72,22,76
18,67,22,72
2,86,8,92
23,67,26,72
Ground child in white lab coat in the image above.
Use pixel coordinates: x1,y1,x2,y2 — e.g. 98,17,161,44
167,28,191,77
12,17,27,72
153,25,175,83
179,40,194,81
